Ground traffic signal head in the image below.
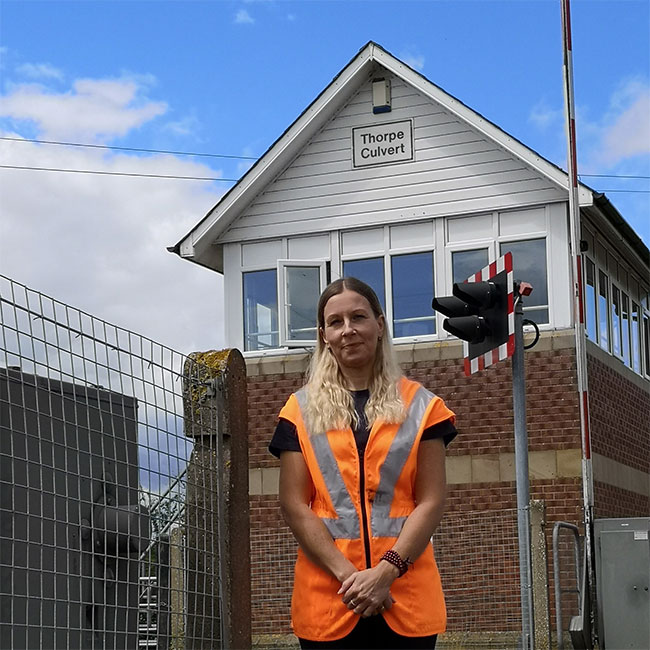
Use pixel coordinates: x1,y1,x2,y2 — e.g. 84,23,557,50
432,269,511,358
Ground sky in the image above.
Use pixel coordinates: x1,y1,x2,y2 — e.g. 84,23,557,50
1,0,648,357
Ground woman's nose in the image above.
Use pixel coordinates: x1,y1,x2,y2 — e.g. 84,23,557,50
342,318,355,335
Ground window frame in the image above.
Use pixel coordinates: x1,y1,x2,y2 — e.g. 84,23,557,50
278,259,328,348
242,268,280,352
390,250,437,339
340,227,439,343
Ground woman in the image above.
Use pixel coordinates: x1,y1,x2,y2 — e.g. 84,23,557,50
269,278,457,649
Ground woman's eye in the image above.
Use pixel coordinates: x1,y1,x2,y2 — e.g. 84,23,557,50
352,314,366,321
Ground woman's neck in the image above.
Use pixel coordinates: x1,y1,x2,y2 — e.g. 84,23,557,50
342,368,371,391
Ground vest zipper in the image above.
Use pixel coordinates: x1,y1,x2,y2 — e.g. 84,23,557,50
358,448,372,569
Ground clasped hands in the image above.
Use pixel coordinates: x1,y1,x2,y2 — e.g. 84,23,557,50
337,565,396,618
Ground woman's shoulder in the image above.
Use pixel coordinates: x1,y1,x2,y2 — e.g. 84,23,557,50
279,385,309,416
398,375,424,395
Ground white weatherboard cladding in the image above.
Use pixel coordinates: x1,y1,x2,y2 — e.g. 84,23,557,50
221,75,566,244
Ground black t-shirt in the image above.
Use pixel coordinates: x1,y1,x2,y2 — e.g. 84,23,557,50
269,389,457,458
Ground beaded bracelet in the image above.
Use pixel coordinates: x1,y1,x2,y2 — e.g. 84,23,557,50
380,549,409,577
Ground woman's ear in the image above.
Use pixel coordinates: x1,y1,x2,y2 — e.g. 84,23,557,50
319,327,328,346
377,314,385,339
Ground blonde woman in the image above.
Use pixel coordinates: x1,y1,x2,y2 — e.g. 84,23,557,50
269,278,457,649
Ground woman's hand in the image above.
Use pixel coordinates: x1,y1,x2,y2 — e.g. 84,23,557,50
337,563,398,617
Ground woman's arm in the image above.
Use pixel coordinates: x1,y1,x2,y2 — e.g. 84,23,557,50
339,437,447,616
279,450,357,583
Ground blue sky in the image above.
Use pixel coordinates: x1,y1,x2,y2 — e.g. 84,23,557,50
1,0,648,353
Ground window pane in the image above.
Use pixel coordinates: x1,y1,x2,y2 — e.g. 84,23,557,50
452,248,489,284
391,252,436,338
343,258,386,312
631,302,642,374
612,286,621,357
500,239,548,324
585,259,597,342
243,270,278,351
643,313,650,375
598,270,610,352
621,292,631,367
286,266,320,341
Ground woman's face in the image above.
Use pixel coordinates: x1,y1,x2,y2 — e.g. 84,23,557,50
320,289,385,376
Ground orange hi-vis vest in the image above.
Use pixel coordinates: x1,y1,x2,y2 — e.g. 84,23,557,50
279,376,455,641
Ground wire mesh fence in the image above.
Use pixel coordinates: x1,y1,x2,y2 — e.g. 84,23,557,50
250,508,523,649
0,275,227,650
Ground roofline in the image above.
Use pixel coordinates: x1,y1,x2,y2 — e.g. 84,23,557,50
171,42,377,270
591,193,649,266
171,41,647,273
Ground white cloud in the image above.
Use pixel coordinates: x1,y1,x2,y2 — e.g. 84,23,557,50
600,82,650,164
163,114,202,137
528,100,563,130
0,76,226,355
16,62,64,81
0,76,167,141
234,9,254,24
400,52,425,72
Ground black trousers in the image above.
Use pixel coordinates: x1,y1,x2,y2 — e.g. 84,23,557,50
298,615,438,650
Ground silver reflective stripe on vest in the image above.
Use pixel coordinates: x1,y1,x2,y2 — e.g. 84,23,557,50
295,389,360,539
371,386,434,537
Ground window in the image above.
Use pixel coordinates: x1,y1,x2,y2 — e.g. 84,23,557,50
452,248,489,284
631,302,642,374
585,258,597,342
621,292,631,367
391,252,435,338
611,285,622,358
598,270,610,352
500,239,548,324
243,270,278,351
343,257,386,312
643,312,650,375
278,261,327,346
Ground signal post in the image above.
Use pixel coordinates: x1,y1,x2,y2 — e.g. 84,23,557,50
432,252,537,649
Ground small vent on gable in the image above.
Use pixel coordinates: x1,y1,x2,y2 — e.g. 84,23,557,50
372,79,391,114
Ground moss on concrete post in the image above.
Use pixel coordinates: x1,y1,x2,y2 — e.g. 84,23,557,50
183,349,251,650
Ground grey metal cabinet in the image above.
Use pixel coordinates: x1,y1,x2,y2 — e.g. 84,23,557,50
0,368,148,650
594,518,650,650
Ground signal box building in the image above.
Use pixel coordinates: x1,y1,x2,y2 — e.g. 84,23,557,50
174,43,649,642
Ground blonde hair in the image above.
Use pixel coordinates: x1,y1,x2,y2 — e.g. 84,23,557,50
304,278,405,433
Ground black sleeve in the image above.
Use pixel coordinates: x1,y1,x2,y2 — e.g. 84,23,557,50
269,417,302,458
421,417,457,447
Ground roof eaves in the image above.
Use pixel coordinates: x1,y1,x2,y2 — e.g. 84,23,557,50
370,44,592,205
590,193,649,268
170,42,378,268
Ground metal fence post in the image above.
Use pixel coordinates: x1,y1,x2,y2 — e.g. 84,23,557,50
513,295,535,649
183,349,251,650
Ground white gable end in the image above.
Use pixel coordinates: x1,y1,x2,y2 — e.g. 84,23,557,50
219,72,567,244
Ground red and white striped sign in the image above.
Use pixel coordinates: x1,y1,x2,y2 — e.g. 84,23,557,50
463,252,514,376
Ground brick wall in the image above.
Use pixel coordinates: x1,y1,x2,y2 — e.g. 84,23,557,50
587,351,650,474
246,334,648,638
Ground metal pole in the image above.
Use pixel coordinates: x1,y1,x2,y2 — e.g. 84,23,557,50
560,0,595,628
513,294,535,649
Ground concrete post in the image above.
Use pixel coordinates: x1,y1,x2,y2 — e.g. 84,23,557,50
183,349,251,650
169,526,185,650
530,500,551,650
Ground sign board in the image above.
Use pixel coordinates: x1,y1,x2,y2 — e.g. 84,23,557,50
463,252,514,376
352,120,413,168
